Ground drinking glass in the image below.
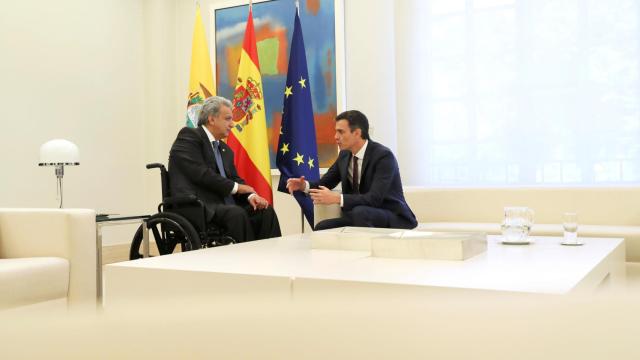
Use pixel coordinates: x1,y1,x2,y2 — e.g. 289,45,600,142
501,207,535,244
562,212,578,244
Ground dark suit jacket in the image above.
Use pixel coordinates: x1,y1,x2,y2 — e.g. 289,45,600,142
168,126,250,220
311,140,417,227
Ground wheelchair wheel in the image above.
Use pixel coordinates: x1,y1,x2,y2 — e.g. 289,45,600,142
129,212,202,260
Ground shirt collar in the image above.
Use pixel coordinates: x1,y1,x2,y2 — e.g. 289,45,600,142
354,140,368,159
201,125,217,143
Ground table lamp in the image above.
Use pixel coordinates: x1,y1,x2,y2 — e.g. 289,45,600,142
38,139,80,208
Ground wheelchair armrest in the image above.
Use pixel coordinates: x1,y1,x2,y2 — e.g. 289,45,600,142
162,195,204,208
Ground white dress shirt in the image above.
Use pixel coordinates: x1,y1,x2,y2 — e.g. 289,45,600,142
306,140,368,207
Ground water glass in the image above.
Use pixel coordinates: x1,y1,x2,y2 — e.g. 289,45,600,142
501,207,535,244
562,212,578,244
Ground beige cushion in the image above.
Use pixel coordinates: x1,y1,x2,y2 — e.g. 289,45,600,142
0,208,96,308
0,257,69,309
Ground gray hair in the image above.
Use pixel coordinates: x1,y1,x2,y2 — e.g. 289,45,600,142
197,96,233,126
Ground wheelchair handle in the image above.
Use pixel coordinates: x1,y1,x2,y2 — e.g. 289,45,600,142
146,163,166,170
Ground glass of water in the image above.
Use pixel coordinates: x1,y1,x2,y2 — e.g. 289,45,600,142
562,212,578,244
501,207,535,244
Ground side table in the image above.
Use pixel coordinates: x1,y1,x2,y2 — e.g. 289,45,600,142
96,214,150,300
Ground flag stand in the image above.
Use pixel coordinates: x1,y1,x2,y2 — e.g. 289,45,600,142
301,209,305,233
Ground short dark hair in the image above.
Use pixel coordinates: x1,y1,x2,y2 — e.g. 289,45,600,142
336,110,370,140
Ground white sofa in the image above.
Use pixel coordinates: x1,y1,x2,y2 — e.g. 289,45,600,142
0,209,97,310
314,187,640,262
402,187,640,262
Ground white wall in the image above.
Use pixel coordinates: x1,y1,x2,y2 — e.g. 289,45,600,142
343,0,397,153
142,0,178,208
0,0,149,244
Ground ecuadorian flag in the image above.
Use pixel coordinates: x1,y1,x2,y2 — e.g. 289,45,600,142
227,6,273,204
185,4,215,128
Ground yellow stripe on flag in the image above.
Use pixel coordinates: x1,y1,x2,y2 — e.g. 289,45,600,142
186,5,215,128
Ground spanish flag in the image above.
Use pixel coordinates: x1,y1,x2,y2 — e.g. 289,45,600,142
227,6,273,204
185,4,215,128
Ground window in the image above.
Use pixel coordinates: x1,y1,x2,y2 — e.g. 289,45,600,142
408,0,640,186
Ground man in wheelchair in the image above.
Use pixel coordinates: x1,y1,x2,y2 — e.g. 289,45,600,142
168,96,281,243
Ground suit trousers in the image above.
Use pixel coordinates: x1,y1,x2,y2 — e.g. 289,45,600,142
315,205,415,231
212,204,281,242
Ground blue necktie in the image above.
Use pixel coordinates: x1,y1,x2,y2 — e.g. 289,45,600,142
212,141,235,205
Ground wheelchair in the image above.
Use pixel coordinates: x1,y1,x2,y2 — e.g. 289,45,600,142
129,163,235,260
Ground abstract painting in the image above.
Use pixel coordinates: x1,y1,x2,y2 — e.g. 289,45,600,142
212,0,341,169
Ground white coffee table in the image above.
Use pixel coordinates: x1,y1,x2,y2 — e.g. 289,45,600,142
103,230,624,307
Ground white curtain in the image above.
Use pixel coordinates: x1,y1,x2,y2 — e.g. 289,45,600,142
397,0,640,186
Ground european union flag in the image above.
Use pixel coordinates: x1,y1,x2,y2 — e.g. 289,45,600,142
276,9,319,227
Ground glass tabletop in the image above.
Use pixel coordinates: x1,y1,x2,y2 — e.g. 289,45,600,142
96,214,150,223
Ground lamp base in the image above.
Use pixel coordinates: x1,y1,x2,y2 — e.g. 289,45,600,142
54,165,64,208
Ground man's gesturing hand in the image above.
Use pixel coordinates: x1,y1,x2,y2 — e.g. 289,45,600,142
286,176,306,194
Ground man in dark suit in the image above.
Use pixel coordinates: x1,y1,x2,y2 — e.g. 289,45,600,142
168,96,281,242
286,110,417,230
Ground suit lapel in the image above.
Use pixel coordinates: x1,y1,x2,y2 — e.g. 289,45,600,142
359,141,374,190
197,127,221,173
339,151,351,192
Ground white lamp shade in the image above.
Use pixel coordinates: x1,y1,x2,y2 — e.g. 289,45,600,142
39,139,80,165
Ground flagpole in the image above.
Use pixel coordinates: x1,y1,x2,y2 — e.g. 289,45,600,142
296,0,303,234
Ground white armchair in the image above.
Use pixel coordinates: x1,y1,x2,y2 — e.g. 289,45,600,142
0,209,96,310
313,203,342,228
